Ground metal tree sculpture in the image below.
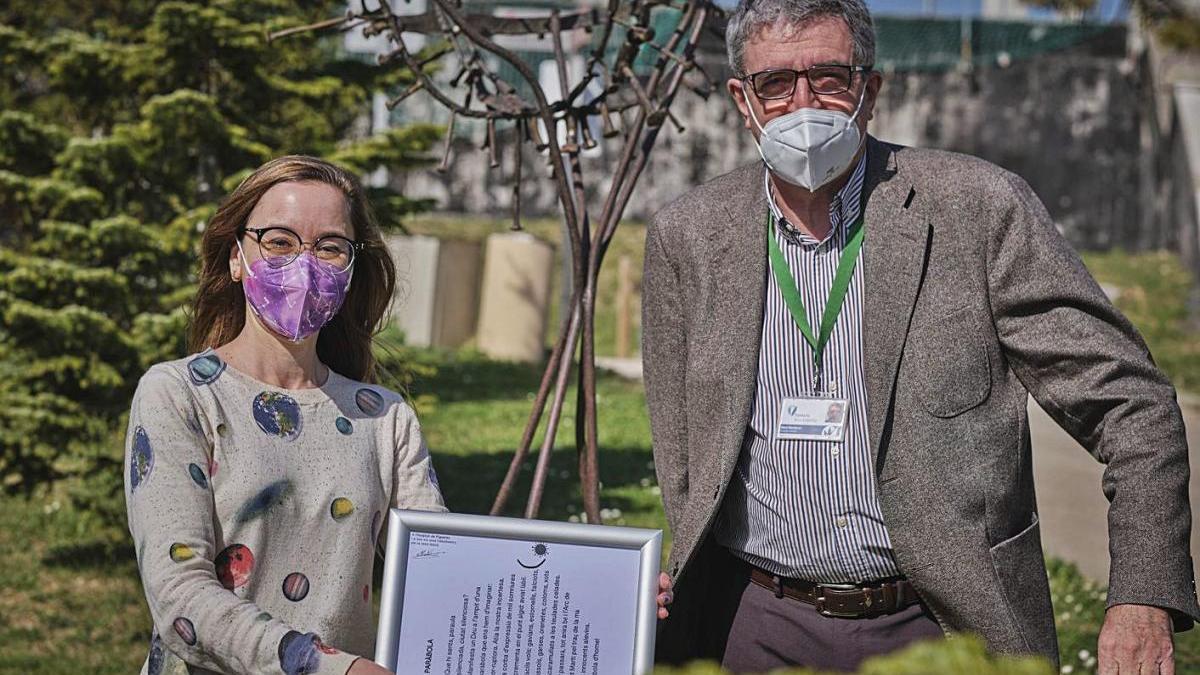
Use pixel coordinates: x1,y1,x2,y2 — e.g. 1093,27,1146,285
274,0,718,524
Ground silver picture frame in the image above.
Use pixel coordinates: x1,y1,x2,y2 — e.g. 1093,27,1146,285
374,509,662,674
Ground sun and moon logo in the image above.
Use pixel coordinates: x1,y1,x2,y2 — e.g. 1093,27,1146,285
517,542,551,569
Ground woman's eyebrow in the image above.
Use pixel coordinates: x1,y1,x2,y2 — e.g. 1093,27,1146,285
258,222,350,238
314,229,351,239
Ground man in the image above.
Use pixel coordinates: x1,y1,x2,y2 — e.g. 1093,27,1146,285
642,0,1200,672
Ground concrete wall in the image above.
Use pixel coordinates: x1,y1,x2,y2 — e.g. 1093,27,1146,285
394,24,1190,254
870,49,1143,248
1171,83,1200,303
1139,26,1200,294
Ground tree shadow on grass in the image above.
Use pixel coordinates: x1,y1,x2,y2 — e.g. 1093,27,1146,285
380,347,547,404
433,444,657,522
42,537,138,572
383,346,641,406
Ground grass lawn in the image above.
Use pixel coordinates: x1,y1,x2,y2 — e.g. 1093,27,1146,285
1080,250,1200,392
0,497,148,672
1,249,1198,673
385,345,665,538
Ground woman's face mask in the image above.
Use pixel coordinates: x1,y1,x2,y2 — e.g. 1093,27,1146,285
744,83,868,192
236,239,353,342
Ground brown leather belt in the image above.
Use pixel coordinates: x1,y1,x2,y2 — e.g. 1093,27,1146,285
749,566,922,619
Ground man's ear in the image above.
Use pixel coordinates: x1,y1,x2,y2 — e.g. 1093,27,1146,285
863,71,883,122
727,77,754,131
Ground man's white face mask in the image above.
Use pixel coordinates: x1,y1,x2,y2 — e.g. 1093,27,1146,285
744,82,868,192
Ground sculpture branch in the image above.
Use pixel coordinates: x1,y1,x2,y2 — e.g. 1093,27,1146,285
277,0,720,524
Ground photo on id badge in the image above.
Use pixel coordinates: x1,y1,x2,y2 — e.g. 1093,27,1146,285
777,396,850,442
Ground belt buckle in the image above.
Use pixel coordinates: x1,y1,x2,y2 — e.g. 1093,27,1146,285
814,590,863,619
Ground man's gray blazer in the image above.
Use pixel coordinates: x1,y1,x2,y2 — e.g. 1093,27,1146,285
642,136,1200,665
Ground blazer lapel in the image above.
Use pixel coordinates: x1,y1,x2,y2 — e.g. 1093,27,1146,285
713,168,769,476
861,137,932,475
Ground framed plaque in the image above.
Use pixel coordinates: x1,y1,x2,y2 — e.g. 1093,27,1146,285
374,510,662,675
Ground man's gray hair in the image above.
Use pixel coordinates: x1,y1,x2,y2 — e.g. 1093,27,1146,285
726,0,876,77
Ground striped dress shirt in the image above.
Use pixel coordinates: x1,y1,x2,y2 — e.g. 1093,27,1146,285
714,152,902,583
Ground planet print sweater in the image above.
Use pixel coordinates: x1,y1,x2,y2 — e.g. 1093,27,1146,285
124,350,446,675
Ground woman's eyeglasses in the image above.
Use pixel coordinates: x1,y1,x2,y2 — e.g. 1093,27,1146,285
240,226,363,271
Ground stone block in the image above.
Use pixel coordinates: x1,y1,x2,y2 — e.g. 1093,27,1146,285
476,232,555,363
388,235,483,348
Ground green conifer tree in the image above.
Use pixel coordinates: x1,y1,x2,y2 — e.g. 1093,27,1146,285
0,1,440,532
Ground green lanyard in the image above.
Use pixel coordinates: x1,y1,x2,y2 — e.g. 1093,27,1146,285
766,207,866,389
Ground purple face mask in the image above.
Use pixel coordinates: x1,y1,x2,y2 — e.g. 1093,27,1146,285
237,241,353,342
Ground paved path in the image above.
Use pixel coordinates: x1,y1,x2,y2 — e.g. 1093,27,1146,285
1031,395,1200,583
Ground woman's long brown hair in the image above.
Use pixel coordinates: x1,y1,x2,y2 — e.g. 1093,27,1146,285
188,155,396,383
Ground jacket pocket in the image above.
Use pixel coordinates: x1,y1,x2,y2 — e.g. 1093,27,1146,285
908,306,992,417
988,513,1059,660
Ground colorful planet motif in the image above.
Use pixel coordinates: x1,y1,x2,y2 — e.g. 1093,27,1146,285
215,544,255,590
130,426,154,492
335,416,353,435
278,631,322,675
371,510,382,545
147,631,165,675
187,353,225,385
355,388,385,417
168,543,195,563
256,612,273,622
173,617,197,646
235,479,294,525
282,572,310,602
329,497,354,521
252,391,303,440
187,463,208,489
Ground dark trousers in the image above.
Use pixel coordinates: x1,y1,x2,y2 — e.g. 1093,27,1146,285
720,565,945,674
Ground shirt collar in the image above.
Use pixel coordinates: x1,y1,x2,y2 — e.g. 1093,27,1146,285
765,150,869,245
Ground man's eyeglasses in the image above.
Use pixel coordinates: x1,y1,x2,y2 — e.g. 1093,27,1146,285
742,65,872,100
240,226,363,271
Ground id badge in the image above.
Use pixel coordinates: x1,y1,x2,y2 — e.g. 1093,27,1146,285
776,396,850,442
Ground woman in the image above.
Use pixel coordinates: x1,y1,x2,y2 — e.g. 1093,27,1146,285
125,156,441,675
